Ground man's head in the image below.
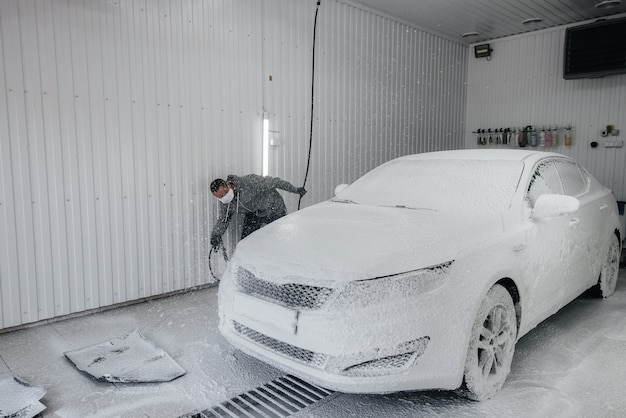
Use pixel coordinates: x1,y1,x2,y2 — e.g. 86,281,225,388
210,178,229,198
211,178,235,203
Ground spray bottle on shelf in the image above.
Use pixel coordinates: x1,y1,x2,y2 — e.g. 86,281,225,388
518,127,527,147
530,127,538,147
564,126,572,146
539,127,545,147
551,126,559,146
511,128,516,146
544,126,552,147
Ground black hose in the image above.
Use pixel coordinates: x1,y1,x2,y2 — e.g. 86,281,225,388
299,0,321,210
209,243,229,281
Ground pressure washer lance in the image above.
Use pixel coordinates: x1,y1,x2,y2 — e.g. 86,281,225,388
209,242,229,281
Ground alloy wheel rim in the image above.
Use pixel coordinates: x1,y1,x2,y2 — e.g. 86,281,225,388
477,305,514,377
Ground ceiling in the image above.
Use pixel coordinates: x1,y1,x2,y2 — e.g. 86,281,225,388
350,0,626,44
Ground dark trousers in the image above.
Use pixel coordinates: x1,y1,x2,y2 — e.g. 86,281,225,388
241,210,286,239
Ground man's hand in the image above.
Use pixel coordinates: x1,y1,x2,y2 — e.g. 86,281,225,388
297,187,307,197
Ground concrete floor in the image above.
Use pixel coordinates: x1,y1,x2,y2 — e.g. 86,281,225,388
2,269,626,418
0,285,283,417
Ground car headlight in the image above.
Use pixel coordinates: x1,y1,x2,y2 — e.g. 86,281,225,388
330,261,453,309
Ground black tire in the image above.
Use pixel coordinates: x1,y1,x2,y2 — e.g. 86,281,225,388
460,284,517,401
594,234,621,298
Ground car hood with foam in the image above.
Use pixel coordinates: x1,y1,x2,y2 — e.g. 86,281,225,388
231,201,505,285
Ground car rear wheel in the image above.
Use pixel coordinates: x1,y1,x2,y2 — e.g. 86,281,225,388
460,284,517,401
596,234,621,298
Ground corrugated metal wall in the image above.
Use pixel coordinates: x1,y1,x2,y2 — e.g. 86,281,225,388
264,1,467,210
266,0,468,207
0,0,468,329
0,0,265,329
465,23,626,201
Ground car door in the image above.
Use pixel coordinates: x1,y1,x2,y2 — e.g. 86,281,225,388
553,159,602,291
524,159,573,321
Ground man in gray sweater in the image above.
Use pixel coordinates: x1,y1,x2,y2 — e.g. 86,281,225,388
210,174,306,249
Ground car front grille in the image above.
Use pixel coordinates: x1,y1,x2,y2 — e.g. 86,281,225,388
236,267,335,310
233,321,328,368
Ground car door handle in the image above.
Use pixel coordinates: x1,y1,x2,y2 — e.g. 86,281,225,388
600,203,609,211
569,218,580,226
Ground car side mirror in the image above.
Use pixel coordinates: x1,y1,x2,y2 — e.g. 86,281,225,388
531,194,580,219
334,184,349,196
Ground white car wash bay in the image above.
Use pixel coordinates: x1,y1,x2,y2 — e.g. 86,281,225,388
2,149,625,417
0,269,625,417
2,0,626,416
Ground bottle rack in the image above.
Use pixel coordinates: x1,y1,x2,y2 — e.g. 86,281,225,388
472,125,573,148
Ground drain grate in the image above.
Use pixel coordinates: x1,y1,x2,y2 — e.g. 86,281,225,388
182,375,335,418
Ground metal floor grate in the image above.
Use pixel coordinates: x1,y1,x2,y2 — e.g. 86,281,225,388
182,375,335,418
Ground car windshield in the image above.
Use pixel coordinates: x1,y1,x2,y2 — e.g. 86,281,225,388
334,159,524,214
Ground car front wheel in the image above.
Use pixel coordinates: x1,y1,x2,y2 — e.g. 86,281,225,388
460,284,517,401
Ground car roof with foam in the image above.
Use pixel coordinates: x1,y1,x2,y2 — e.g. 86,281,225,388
396,149,568,163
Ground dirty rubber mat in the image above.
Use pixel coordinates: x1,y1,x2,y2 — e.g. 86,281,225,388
64,329,186,383
182,374,336,417
0,376,46,418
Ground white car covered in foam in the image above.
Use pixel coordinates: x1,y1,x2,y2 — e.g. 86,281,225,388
217,149,622,400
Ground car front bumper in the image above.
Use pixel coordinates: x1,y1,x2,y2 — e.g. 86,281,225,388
217,264,474,393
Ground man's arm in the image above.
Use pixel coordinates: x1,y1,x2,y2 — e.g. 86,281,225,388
210,204,231,247
260,175,306,196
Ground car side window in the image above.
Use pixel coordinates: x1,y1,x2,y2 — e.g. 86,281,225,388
555,160,588,197
526,161,564,206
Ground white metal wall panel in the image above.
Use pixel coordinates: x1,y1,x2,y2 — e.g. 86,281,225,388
0,0,264,329
263,0,468,209
465,23,626,201
0,0,467,329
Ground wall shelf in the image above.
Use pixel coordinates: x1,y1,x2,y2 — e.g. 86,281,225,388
472,126,573,147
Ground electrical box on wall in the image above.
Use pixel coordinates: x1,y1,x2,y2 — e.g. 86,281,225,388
603,140,623,148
